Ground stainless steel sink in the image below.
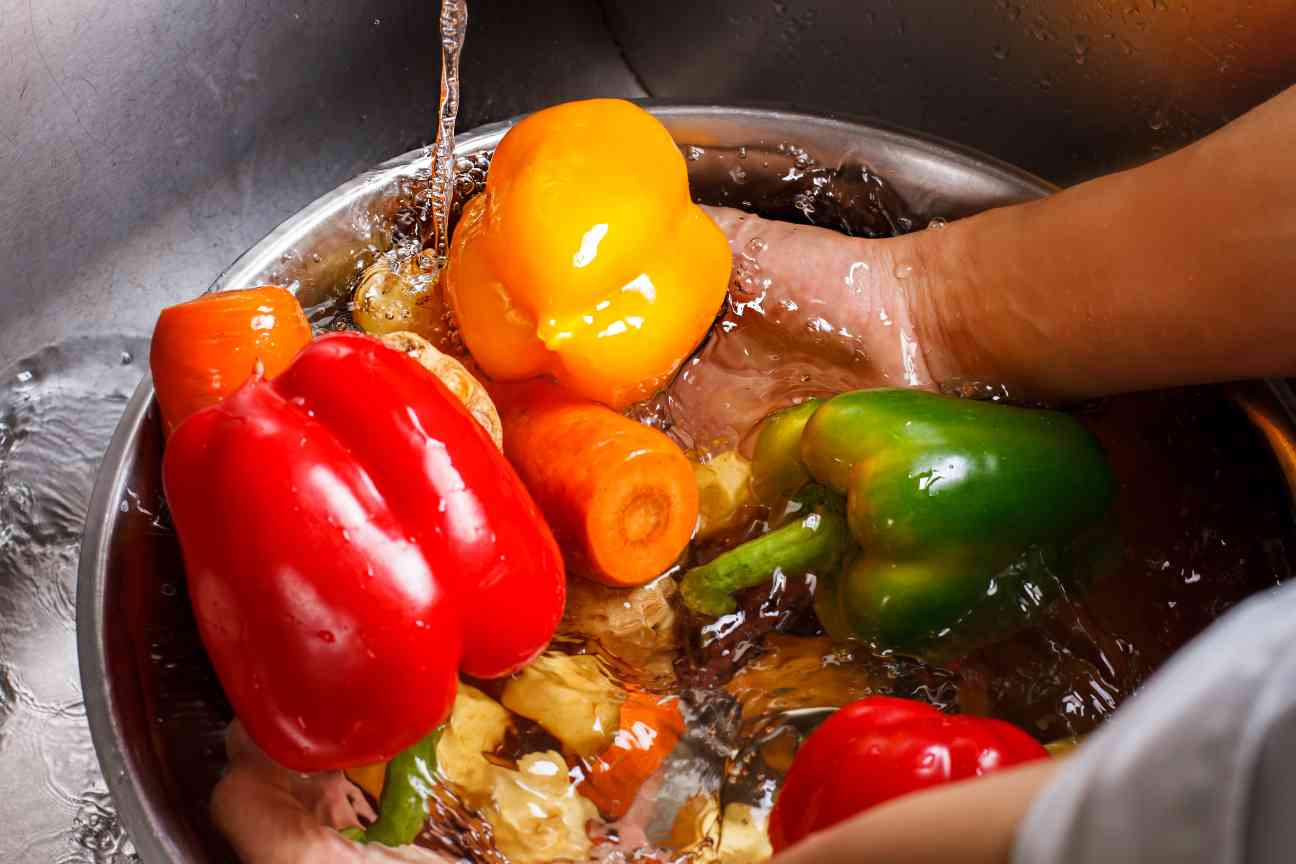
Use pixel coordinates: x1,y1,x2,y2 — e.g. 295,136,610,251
1,1,1292,860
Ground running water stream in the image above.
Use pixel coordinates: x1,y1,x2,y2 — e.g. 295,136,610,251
429,0,468,260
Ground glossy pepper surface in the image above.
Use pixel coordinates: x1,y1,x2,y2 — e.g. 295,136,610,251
163,332,565,772
768,696,1047,851
761,388,1115,657
444,98,732,408
150,285,311,436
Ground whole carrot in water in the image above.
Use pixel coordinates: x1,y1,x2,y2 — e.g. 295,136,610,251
493,378,698,587
150,286,312,436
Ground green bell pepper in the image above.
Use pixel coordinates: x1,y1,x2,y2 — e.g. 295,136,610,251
680,491,850,615
750,399,821,503
800,388,1117,657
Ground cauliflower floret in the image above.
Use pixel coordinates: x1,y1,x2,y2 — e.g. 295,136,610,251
485,751,600,863
563,576,681,682
693,450,755,539
500,653,625,758
435,684,513,808
670,796,772,864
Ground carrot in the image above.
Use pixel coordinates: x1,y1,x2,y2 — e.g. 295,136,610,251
149,286,312,436
578,692,684,820
493,378,699,587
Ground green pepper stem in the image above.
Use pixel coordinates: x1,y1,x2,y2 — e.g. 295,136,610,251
358,727,444,848
681,505,850,616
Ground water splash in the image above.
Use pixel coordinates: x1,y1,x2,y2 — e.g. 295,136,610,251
0,336,147,863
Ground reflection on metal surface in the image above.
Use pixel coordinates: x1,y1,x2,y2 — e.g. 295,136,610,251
0,337,147,863
604,0,1296,184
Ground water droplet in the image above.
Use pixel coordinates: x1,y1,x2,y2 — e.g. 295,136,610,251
728,164,748,185
684,145,705,162
927,217,948,230
1148,108,1169,131
894,264,914,279
992,45,1008,60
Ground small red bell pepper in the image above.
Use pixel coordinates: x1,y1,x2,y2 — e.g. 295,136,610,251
768,696,1047,851
163,332,565,773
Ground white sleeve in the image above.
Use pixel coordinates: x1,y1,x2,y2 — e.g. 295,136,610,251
1013,582,1296,864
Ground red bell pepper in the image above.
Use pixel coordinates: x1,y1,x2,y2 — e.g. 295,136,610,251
768,696,1047,851
163,331,565,772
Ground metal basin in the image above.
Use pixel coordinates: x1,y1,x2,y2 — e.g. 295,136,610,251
75,104,1296,863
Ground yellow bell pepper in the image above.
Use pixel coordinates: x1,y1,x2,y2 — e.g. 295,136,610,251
444,98,732,408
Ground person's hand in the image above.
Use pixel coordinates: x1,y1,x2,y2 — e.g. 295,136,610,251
661,206,942,450
682,83,1296,430
211,722,449,864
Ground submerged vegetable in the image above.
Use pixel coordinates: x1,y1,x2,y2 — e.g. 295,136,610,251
164,332,565,771
579,691,685,820
681,493,850,616
562,577,681,683
768,696,1047,851
444,98,732,408
694,450,755,539
500,653,624,758
150,285,311,436
800,388,1116,657
360,729,443,848
494,377,699,587
353,249,447,341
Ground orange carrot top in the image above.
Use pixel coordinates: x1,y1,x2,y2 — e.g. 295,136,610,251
493,378,699,587
150,285,312,436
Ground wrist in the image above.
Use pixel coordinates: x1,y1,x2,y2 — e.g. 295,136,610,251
890,225,981,393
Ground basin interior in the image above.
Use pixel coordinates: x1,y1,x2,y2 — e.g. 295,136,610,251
80,109,1296,864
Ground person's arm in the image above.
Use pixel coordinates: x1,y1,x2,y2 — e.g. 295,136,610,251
909,84,1296,401
769,760,1060,864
